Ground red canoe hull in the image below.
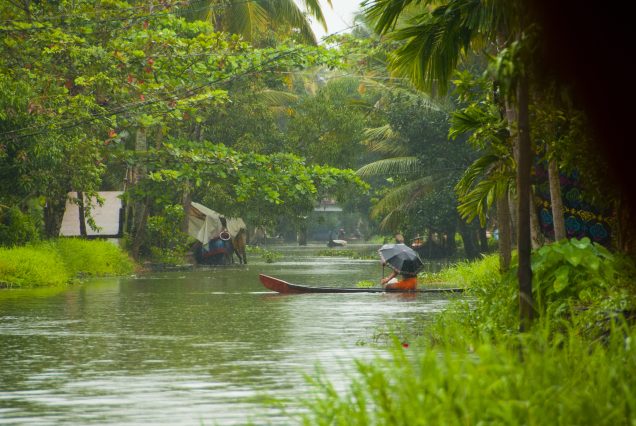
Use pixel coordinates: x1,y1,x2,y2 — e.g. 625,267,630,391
258,274,464,294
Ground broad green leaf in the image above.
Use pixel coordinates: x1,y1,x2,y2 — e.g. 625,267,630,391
553,265,570,293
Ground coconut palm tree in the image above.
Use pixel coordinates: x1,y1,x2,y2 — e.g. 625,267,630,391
362,0,536,328
182,0,332,44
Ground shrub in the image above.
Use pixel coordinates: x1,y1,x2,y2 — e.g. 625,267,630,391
0,206,38,247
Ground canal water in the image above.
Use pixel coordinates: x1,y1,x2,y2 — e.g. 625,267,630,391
0,244,457,425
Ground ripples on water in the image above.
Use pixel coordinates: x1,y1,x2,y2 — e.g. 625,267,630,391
0,244,457,425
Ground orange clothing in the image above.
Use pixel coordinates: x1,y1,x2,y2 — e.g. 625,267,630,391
384,277,417,291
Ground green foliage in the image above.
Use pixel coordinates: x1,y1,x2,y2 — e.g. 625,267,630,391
0,207,38,247
145,204,190,252
0,239,133,288
301,244,636,426
245,245,282,263
128,139,368,230
523,238,622,315
302,326,636,426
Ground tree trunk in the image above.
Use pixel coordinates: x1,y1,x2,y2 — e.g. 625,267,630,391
130,198,149,260
530,191,543,249
43,192,68,238
458,218,479,260
297,222,307,246
77,191,87,237
548,155,566,241
130,127,148,259
181,181,192,234
516,74,534,331
496,194,512,272
508,190,518,246
478,226,488,253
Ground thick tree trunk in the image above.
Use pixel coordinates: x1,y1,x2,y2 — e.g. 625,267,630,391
548,155,566,241
458,218,479,259
516,75,534,331
130,198,149,259
43,192,68,238
496,194,512,272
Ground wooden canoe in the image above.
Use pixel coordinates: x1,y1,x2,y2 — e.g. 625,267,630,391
259,274,464,294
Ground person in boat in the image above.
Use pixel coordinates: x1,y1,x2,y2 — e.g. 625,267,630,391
380,265,418,291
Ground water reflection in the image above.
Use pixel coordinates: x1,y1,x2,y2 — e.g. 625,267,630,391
0,246,457,425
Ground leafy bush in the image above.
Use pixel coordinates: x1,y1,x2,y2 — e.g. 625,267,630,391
529,238,616,312
145,204,190,254
0,206,38,247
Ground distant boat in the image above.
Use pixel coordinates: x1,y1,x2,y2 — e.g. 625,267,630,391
327,231,347,247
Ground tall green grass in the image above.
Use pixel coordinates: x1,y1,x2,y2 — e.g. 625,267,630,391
54,238,133,277
0,243,70,287
302,324,636,425
0,239,133,288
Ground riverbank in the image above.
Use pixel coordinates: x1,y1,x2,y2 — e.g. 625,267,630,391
302,239,636,424
0,239,134,288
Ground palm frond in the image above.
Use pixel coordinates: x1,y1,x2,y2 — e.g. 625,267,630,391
264,0,318,44
363,0,429,33
358,77,444,111
456,177,509,226
361,125,409,156
454,153,501,196
371,175,435,220
356,156,421,177
377,209,406,231
256,89,299,106
227,1,269,40
298,0,332,31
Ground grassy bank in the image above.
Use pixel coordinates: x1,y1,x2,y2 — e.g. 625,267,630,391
0,239,134,288
301,239,636,425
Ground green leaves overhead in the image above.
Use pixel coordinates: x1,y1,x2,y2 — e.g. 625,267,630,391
127,139,367,220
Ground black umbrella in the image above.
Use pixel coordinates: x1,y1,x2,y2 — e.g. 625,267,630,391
379,243,424,276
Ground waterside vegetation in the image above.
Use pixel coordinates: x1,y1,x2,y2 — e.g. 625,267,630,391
302,238,636,425
0,239,134,288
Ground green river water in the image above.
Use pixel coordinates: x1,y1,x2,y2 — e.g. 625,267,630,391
0,244,458,425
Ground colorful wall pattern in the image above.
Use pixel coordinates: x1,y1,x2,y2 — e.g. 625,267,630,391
534,164,612,247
